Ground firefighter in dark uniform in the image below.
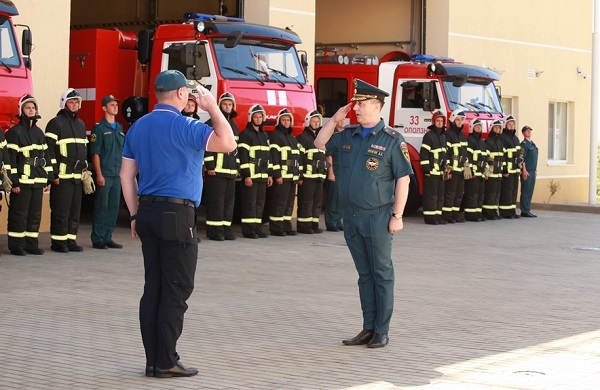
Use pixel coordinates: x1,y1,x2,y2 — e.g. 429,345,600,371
6,95,52,255
45,88,88,252
268,108,301,236
483,119,505,220
499,115,521,218
314,79,413,348
419,111,447,225
204,92,240,241
296,110,327,234
181,93,200,119
238,104,272,238
324,119,345,232
90,95,125,249
443,109,469,223
463,119,488,221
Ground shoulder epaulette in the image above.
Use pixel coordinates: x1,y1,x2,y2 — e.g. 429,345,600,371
383,126,397,138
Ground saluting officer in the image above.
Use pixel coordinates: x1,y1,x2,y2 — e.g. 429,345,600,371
45,88,88,253
296,110,327,234
419,111,447,225
463,119,488,222
238,104,272,239
268,108,301,236
90,95,125,249
499,115,521,219
443,109,469,223
6,95,53,256
204,92,240,241
315,79,413,348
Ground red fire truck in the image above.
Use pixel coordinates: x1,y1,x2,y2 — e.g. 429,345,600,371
0,0,33,131
69,13,316,135
315,50,505,213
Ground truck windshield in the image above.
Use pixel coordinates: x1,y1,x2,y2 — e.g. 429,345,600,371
443,79,502,114
0,16,20,67
213,38,306,85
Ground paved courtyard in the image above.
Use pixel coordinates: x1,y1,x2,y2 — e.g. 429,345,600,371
1,209,599,389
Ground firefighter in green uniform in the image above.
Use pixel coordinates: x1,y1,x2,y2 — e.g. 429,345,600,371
315,79,413,348
90,95,125,249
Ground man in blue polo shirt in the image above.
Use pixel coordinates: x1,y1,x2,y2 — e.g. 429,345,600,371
120,70,236,378
315,79,412,349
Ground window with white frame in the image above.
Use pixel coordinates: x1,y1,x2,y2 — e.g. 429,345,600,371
501,97,513,116
548,101,568,161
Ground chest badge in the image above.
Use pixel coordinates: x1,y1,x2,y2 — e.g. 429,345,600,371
366,157,379,171
400,142,410,162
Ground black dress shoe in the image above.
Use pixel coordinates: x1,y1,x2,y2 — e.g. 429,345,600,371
326,226,339,232
155,361,198,378
51,244,69,253
272,231,287,237
145,366,154,377
25,248,45,255
93,243,108,249
521,212,537,218
243,233,259,239
106,241,123,249
437,217,447,225
337,225,344,231
367,332,389,348
10,249,26,256
342,329,374,345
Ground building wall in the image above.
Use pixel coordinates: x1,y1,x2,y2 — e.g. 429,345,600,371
445,0,592,204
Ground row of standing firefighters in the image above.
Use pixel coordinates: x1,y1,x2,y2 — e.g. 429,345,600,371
420,109,528,225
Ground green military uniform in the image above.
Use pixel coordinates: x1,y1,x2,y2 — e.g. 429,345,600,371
90,117,125,246
326,114,413,335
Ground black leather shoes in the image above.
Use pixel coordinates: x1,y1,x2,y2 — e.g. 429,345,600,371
10,249,26,256
25,248,44,255
521,212,537,218
342,329,374,345
145,366,154,377
367,333,389,348
326,226,339,232
224,234,237,240
272,231,286,237
106,241,123,248
51,244,69,253
155,361,198,378
207,235,225,241
68,243,84,252
257,231,269,238
93,243,108,249
285,230,297,236
243,233,259,239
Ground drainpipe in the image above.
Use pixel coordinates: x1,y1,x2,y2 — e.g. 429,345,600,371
590,0,599,204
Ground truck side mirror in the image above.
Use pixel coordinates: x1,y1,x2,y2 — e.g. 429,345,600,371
224,31,243,48
298,51,308,74
21,29,32,57
496,85,502,100
138,29,152,65
422,81,437,111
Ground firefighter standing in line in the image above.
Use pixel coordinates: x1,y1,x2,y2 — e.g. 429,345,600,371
268,108,301,236
238,104,272,239
499,115,521,219
419,111,447,225
45,88,88,253
6,95,52,255
90,95,125,249
463,119,488,222
482,119,505,220
314,79,412,348
204,92,240,241
296,110,327,234
442,109,469,223
324,118,345,232
181,93,200,119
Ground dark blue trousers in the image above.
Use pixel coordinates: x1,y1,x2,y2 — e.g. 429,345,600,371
520,172,537,214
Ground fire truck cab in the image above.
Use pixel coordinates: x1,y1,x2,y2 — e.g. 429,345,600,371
315,50,504,213
69,13,316,135
0,0,33,131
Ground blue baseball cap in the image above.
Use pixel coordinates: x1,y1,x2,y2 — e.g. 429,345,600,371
155,70,198,92
101,95,119,106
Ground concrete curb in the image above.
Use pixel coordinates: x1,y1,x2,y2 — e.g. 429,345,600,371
531,202,600,214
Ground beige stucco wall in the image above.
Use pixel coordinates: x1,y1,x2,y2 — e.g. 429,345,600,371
244,0,316,82
446,0,592,204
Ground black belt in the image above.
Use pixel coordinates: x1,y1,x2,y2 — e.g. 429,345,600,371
310,160,331,169
139,195,195,208
23,157,47,167
248,157,269,167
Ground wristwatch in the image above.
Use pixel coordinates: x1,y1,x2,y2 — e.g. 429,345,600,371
392,212,403,220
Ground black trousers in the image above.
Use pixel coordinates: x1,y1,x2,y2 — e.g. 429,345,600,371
240,180,267,236
483,177,502,219
442,173,464,221
136,200,198,370
204,175,236,238
269,180,296,234
50,179,82,245
499,173,519,217
8,186,43,252
463,177,484,220
422,174,444,223
296,179,323,232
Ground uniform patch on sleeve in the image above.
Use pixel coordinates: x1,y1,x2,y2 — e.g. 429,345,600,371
400,142,410,162
91,134,97,143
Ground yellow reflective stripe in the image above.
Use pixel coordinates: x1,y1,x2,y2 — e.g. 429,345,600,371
51,234,68,240
25,231,39,238
241,218,262,223
204,155,215,162
297,217,313,222
8,231,26,238
423,210,437,216
45,132,58,141
269,216,285,221
206,220,227,226
421,143,431,151
55,138,88,145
